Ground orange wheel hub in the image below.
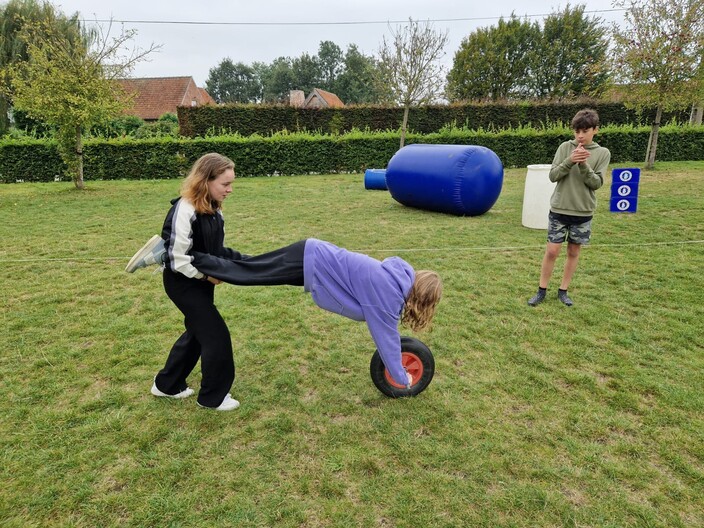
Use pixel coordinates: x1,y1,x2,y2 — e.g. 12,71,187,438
384,352,424,389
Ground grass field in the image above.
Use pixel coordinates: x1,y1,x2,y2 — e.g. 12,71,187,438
1,161,703,527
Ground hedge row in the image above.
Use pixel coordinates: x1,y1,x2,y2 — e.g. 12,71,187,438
177,101,691,138
2,125,703,183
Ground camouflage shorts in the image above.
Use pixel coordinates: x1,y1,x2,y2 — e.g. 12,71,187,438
547,213,592,244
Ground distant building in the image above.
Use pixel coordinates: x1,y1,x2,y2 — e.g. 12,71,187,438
289,90,306,108
289,88,344,109
303,88,344,109
116,76,215,121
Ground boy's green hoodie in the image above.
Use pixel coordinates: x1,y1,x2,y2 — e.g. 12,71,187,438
549,139,610,216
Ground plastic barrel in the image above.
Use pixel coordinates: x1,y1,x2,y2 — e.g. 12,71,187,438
521,164,556,229
364,169,388,190
385,144,503,216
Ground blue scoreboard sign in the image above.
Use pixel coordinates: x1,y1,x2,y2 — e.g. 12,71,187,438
610,168,640,213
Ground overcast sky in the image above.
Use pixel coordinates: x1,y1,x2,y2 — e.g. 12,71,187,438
53,0,626,87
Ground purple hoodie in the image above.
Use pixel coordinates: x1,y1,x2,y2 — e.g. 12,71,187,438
303,239,415,385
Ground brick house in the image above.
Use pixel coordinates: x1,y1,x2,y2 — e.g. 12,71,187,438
116,76,215,121
289,88,345,108
303,88,344,108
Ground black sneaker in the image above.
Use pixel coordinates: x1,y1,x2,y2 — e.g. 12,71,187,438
527,289,546,306
558,290,573,306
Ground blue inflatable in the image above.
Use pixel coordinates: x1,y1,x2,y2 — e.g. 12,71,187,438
364,168,388,190
386,144,504,216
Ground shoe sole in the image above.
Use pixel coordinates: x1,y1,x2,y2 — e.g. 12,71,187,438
125,235,162,273
197,400,240,411
151,383,194,399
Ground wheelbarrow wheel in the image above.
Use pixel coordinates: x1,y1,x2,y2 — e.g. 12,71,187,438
369,336,434,397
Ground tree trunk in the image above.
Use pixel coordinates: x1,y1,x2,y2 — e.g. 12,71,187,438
645,105,662,170
74,125,85,189
0,96,9,136
399,105,410,148
691,103,703,125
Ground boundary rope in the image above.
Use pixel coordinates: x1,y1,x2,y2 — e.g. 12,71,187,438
2,239,703,263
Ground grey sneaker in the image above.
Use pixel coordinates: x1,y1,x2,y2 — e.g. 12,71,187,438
527,289,546,306
125,235,166,272
558,290,573,306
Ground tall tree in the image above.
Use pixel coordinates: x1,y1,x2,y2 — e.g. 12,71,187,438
611,0,704,168
0,0,82,135
317,40,343,91
205,58,261,103
204,41,380,106
377,18,449,147
334,44,381,104
262,57,295,102
446,15,537,102
6,19,158,188
250,61,270,103
529,4,610,98
291,52,322,94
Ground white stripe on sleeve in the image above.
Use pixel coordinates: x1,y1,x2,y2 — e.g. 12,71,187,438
168,199,204,279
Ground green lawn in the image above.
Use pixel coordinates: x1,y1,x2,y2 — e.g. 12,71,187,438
1,162,703,527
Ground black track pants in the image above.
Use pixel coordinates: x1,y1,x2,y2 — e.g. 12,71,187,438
156,268,234,408
191,240,306,287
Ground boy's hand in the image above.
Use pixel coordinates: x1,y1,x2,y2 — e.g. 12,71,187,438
571,143,590,164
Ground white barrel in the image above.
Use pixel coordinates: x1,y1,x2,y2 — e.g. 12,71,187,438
522,164,556,229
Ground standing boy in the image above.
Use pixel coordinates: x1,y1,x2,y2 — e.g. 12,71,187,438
528,108,611,307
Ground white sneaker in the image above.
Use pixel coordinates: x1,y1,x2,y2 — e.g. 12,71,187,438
125,235,166,273
198,393,240,411
151,381,195,399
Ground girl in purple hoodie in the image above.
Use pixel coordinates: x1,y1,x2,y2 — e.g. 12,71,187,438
188,239,442,387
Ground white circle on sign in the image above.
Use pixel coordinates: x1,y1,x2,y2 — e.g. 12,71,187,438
617,199,630,210
618,185,631,196
620,170,633,181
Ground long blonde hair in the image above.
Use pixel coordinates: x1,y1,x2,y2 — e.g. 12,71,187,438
402,270,442,332
181,153,235,214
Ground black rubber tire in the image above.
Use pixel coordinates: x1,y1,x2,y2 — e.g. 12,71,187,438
369,336,434,397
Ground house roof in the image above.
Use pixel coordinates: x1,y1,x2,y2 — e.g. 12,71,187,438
198,87,215,104
304,88,345,108
116,76,215,120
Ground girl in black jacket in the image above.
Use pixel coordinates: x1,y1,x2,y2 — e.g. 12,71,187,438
152,153,241,411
